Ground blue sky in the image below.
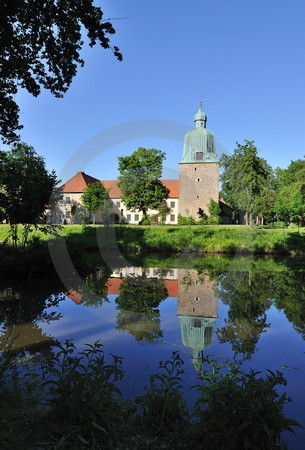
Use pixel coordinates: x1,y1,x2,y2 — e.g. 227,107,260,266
14,0,305,182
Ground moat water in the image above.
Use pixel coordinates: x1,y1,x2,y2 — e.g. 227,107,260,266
1,253,305,448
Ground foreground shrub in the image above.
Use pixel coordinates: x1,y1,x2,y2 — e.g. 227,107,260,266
189,357,301,449
0,343,302,449
136,352,188,431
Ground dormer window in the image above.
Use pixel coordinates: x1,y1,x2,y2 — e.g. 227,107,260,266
196,152,203,160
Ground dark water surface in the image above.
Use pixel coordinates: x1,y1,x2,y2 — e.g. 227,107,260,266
1,254,305,448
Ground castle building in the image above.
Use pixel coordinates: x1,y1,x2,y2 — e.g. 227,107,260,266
52,105,232,224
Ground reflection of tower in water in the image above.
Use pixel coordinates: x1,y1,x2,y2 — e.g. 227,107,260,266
177,270,218,372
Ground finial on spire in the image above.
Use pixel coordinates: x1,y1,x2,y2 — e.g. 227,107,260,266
199,92,203,109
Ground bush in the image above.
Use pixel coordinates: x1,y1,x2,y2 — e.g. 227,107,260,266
0,345,301,449
139,216,150,225
189,357,301,449
178,214,197,225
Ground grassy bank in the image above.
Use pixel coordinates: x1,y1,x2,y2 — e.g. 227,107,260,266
114,225,305,254
1,224,305,257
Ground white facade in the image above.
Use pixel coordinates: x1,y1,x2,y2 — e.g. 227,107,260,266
52,188,179,225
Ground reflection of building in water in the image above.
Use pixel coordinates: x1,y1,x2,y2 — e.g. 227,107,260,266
66,267,179,304
177,270,217,372
111,267,178,280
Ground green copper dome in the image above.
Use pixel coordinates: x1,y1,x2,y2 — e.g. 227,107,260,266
178,316,216,352
194,105,207,123
180,105,218,164
178,316,216,372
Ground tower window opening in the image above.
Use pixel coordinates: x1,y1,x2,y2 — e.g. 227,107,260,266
196,195,200,199
194,167,197,171
194,319,202,328
196,152,203,160
197,177,201,182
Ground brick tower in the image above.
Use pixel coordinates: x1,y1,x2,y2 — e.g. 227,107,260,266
179,103,219,220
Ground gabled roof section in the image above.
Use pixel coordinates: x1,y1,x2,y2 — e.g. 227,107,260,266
162,179,179,198
60,172,100,192
101,180,122,198
102,179,179,199
60,172,179,198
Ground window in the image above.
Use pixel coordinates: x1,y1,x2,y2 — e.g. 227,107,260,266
58,199,64,205
134,214,139,221
196,195,200,199
121,209,124,214
116,201,120,207
145,269,150,276
66,211,71,218
127,214,131,221
194,167,197,171
170,201,175,208
65,196,71,204
194,319,202,328
196,152,203,160
170,214,175,222
197,177,201,182
205,327,213,340
195,297,200,302
169,269,174,277
153,269,159,276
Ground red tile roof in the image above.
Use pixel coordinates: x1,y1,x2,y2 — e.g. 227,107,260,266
161,179,179,198
66,279,178,302
60,172,100,192
107,278,178,297
60,172,179,198
102,179,179,199
101,180,123,198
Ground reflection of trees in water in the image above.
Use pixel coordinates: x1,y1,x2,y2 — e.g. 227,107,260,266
79,271,110,308
273,270,305,340
115,275,168,343
0,288,64,326
216,272,272,360
0,283,65,357
116,310,163,343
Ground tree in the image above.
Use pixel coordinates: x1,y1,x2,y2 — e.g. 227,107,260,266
0,143,58,246
115,275,167,342
274,159,305,227
220,141,274,225
0,1,122,143
118,148,169,220
81,182,109,225
216,271,272,360
208,199,221,224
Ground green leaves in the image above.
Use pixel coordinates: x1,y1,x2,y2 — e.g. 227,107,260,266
81,181,110,225
0,143,58,244
275,159,305,224
190,356,302,449
220,140,274,224
118,147,169,218
0,0,122,142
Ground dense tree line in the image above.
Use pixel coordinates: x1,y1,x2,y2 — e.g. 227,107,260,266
220,140,305,226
